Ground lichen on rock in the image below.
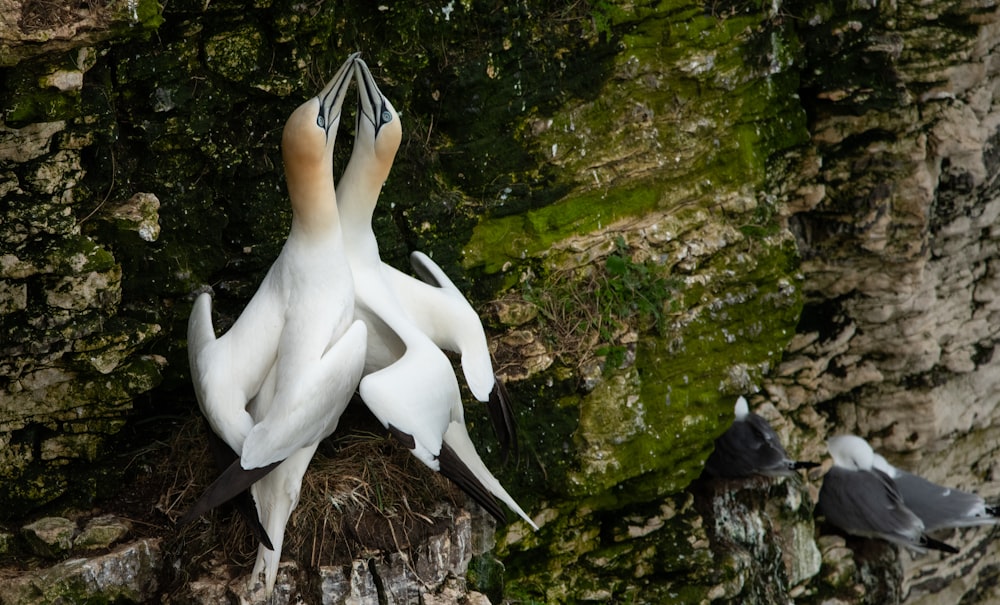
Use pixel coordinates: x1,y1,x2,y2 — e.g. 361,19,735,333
0,39,164,516
0,538,163,603
21,516,76,558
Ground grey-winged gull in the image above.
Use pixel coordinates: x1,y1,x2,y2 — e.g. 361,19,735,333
872,452,998,531
702,396,819,479
817,434,958,554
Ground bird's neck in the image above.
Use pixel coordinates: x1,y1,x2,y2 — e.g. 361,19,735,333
337,155,389,255
338,188,378,234
287,173,339,238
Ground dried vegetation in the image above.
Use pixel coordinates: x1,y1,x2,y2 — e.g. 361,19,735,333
120,404,466,596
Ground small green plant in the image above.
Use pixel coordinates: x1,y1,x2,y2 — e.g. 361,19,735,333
523,236,675,372
602,236,671,334
590,0,615,39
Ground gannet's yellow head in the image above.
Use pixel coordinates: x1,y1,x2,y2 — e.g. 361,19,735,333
352,57,402,177
282,52,358,219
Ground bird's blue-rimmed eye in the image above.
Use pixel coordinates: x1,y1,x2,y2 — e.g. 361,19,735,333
381,109,392,123
317,114,326,129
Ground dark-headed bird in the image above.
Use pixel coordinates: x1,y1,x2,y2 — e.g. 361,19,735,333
703,396,818,479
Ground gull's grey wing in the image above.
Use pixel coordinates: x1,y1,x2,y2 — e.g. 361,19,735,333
818,467,923,544
894,469,996,530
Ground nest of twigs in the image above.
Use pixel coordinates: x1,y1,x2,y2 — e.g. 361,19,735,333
150,401,467,591
18,0,111,34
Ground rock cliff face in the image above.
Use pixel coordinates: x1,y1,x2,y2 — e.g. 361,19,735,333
1,0,1000,603
0,1,165,518
777,0,1000,600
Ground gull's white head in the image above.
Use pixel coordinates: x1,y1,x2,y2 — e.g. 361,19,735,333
871,452,900,478
733,396,750,421
827,434,875,471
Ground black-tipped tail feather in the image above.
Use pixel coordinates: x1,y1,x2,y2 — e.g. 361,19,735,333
387,424,507,525
487,376,518,463
176,454,280,550
389,424,507,523
921,534,959,554
201,429,275,550
438,441,507,524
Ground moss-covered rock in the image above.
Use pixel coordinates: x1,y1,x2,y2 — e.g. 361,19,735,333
0,538,163,604
14,0,982,601
0,0,162,68
442,2,809,598
73,515,131,551
21,517,76,558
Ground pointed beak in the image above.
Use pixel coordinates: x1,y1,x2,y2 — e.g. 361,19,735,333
316,51,360,138
354,57,394,137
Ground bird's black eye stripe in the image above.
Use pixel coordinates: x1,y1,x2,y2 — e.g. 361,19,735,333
362,86,379,126
316,70,352,131
360,77,393,137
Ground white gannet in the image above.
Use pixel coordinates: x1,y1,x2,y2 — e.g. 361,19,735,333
181,53,368,595
246,322,365,596
186,51,360,457
872,452,998,532
818,435,958,554
337,57,536,529
383,251,518,459
702,396,818,478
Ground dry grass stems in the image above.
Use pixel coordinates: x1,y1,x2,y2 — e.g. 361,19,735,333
18,0,111,34
155,407,466,593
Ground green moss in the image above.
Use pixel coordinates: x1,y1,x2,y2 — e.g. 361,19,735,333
501,492,718,603
44,235,117,275
0,352,162,519
568,238,802,498
2,56,83,126
69,319,162,374
467,552,507,603
135,0,166,29
0,532,13,555
462,6,808,274
204,24,266,82
465,183,669,273
492,230,803,600
0,468,68,519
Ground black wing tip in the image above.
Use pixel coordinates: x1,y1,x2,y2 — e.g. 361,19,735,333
487,378,519,463
241,491,275,550
437,442,507,525
387,424,417,450
922,535,959,554
175,456,280,550
176,501,275,552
